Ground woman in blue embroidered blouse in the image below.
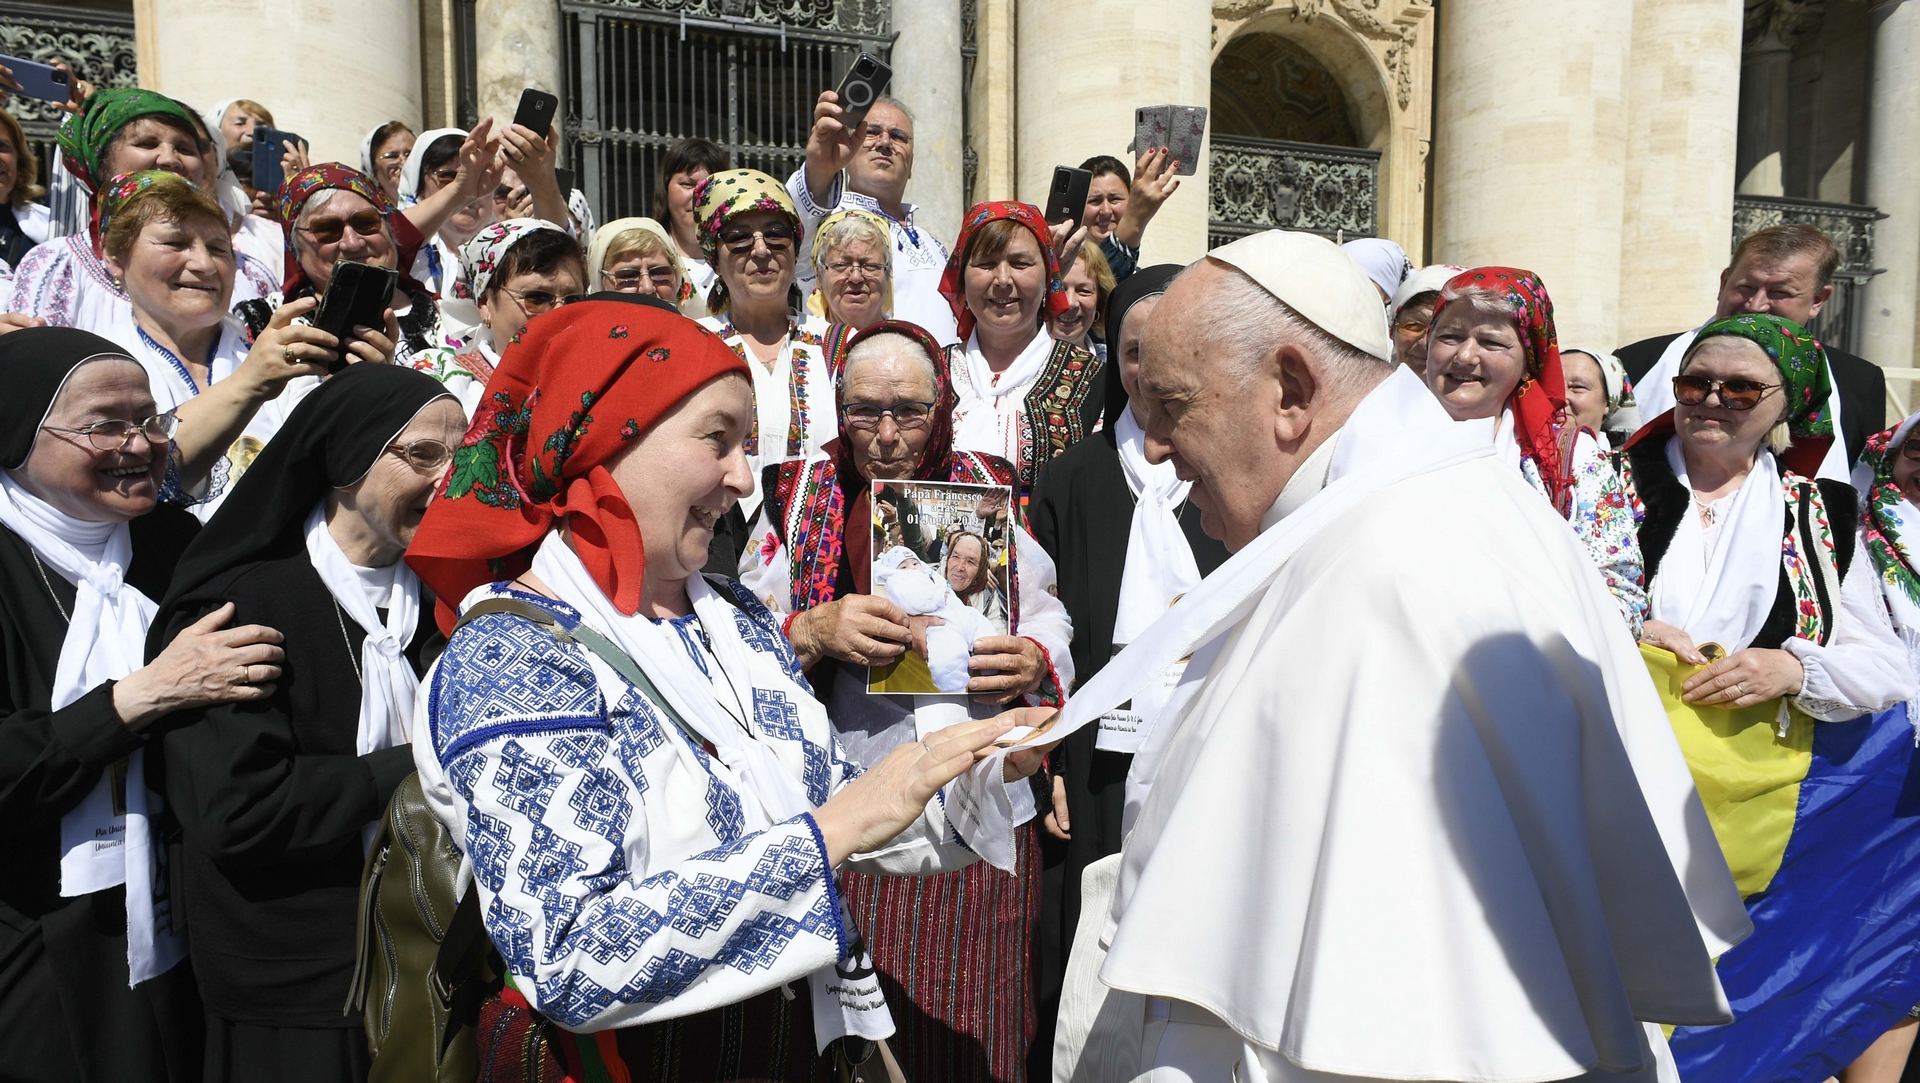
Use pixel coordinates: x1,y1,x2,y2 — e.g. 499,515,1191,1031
407,298,1054,1079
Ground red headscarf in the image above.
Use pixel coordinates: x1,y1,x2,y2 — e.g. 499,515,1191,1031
276,163,428,298
407,300,751,631
937,201,1071,343
1430,267,1575,515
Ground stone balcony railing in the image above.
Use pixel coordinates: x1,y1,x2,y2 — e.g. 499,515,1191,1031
1208,135,1381,250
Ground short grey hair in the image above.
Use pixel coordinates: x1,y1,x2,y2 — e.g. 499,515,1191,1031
1435,283,1519,322
840,330,938,396
873,95,914,126
1195,262,1392,397
811,212,893,280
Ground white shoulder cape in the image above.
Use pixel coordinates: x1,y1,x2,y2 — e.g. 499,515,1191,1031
1021,367,1748,1082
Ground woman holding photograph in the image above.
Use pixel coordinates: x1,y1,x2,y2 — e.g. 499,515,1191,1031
739,319,1073,1082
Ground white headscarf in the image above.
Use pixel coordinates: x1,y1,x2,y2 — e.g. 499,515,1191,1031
399,127,468,206
197,98,254,220
1389,263,1467,321
1341,238,1411,303
1564,344,1641,436
0,431,185,985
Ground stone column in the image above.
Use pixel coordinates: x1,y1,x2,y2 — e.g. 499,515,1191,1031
474,0,565,133
1430,0,1632,346
1014,0,1212,264
1862,0,1920,374
140,0,422,165
1736,29,1791,195
970,0,1019,204
891,0,966,245
1617,0,1744,344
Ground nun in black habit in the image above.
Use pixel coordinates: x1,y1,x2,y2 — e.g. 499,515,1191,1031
1024,265,1231,1080
150,362,462,1083
0,327,290,1083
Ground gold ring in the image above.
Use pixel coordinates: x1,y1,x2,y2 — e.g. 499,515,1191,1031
921,740,934,757
234,664,249,685
283,344,294,366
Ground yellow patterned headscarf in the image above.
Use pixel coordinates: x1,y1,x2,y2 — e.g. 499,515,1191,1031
692,168,800,264
806,208,893,321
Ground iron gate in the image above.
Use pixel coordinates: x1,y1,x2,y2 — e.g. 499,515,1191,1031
0,0,138,191
561,0,892,223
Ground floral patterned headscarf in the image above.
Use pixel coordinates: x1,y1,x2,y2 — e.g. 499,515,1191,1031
94,170,204,253
458,217,567,300
692,168,801,264
1431,267,1573,514
1859,414,1920,624
406,299,750,630
1684,313,1834,440
276,163,399,295
56,88,200,194
938,200,1070,343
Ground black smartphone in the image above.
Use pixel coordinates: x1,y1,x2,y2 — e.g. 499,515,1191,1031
251,125,304,195
513,87,560,136
834,52,894,134
313,261,399,371
1044,166,1094,230
555,166,575,196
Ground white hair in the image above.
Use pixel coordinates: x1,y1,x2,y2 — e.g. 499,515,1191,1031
873,95,915,126
811,212,893,279
1194,262,1392,397
841,330,938,395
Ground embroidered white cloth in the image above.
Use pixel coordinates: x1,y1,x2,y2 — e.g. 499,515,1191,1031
951,329,1054,465
1039,366,1748,1083
303,503,421,753
0,473,186,985
700,314,837,518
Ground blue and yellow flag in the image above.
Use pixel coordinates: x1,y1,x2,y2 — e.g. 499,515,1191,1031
1641,647,1920,1083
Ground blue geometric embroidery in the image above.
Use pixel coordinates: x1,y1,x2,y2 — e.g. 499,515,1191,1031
661,612,710,677
467,811,515,893
557,896,664,966
752,688,803,742
493,740,562,818
704,776,745,843
667,872,748,936
689,834,755,863
448,748,489,800
549,732,609,769
488,894,537,976
716,576,808,685
742,832,820,901
568,765,633,845
717,910,805,975
802,741,830,806
433,606,605,759
519,822,586,893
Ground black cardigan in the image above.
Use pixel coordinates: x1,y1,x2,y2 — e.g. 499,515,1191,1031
161,554,440,1028
1627,437,1857,651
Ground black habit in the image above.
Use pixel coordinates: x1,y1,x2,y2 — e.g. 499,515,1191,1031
150,362,452,1083
0,327,209,1083
1617,331,1886,464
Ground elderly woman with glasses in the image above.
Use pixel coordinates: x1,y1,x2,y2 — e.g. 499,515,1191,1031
0,328,289,1083
695,169,839,519
740,319,1070,1082
427,218,584,417
807,207,891,332
585,216,687,309
151,364,462,1083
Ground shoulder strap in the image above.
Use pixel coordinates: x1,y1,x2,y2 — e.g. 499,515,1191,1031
451,595,704,749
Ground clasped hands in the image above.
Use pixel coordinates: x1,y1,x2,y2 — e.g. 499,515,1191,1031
1640,619,1804,709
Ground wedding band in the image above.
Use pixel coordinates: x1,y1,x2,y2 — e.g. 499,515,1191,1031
283,344,294,365
234,664,249,685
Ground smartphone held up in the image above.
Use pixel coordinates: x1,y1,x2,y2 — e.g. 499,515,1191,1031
1131,104,1209,177
834,52,894,134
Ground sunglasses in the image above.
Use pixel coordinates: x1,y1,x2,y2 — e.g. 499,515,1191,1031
719,225,795,254
43,413,178,452
1672,373,1781,412
498,286,584,314
299,210,385,245
388,439,454,471
602,267,676,287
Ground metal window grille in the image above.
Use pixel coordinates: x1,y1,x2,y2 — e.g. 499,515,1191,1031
0,0,138,192
561,0,892,224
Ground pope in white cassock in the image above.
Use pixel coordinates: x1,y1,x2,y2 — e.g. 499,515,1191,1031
1034,231,1756,1083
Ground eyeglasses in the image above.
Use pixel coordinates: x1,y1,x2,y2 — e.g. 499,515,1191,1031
376,149,408,163
1900,436,1920,462
1394,315,1430,336
603,267,677,287
388,439,454,471
860,123,912,146
1672,373,1781,411
841,401,936,430
299,209,385,245
43,413,178,451
498,286,584,314
825,259,886,278
719,225,795,254
428,167,460,185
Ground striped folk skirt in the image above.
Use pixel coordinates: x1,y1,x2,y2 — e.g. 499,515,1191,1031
840,823,1041,1083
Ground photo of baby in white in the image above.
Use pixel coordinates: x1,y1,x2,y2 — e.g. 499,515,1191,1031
868,480,1013,694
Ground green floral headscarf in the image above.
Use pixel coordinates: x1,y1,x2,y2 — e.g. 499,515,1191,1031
1685,313,1833,439
56,88,201,193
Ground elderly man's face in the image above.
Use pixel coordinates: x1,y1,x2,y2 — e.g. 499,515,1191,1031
848,101,913,198
1137,261,1291,551
1715,250,1831,326
843,344,937,480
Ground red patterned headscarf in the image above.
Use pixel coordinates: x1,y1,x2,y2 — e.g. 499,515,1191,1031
276,163,400,295
937,201,1070,342
407,300,751,631
1431,266,1574,515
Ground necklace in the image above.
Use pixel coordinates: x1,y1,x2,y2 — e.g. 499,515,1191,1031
333,601,363,682
31,551,69,622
